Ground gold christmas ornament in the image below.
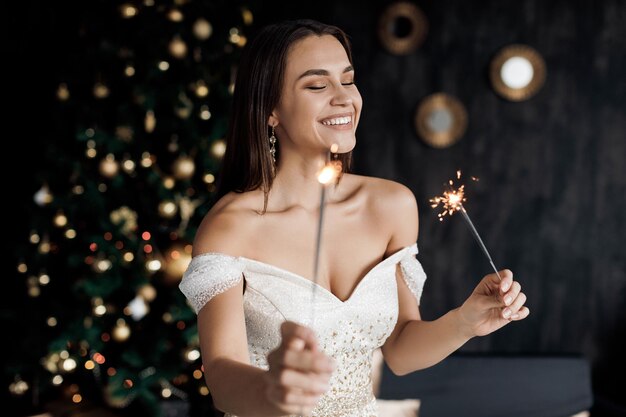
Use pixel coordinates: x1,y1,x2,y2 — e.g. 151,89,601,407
38,235,51,254
184,347,201,362
138,284,157,302
122,159,136,174
99,154,120,178
120,4,138,18
93,82,110,99
195,80,209,97
112,319,131,342
163,176,175,189
115,125,134,142
145,110,156,133
57,83,70,101
110,206,138,235
168,137,179,152
172,156,195,180
193,18,213,40
158,61,170,71
9,376,29,396
158,200,178,218
53,211,68,227
169,36,188,59
200,105,211,120
124,65,135,77
175,91,193,119
163,244,192,284
211,139,227,158
241,8,253,25
93,257,113,273
141,152,154,168
167,9,184,22
34,184,53,206
177,197,201,234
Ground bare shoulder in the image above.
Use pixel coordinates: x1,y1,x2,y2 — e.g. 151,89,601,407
191,191,262,257
345,174,419,249
345,174,417,213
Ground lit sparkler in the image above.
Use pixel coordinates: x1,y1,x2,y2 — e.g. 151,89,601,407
311,144,342,325
430,171,502,281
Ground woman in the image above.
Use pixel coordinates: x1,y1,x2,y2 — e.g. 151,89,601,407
180,19,529,417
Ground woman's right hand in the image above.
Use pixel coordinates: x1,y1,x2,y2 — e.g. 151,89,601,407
264,321,335,415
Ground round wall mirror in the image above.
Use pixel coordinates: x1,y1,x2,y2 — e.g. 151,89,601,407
415,93,467,148
490,44,546,101
378,2,428,55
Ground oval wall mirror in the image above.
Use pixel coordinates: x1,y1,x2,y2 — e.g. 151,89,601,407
490,44,546,101
378,2,428,55
415,93,467,148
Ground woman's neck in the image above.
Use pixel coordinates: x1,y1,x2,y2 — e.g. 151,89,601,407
269,153,339,212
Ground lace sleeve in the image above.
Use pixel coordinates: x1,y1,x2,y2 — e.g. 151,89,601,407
179,253,245,314
399,245,427,306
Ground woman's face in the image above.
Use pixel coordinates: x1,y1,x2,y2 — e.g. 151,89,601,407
272,35,362,156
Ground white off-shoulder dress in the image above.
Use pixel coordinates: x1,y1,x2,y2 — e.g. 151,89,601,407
180,243,427,417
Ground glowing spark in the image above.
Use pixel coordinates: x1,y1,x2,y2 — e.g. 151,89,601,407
429,183,466,221
316,144,342,185
430,171,501,281
318,165,339,185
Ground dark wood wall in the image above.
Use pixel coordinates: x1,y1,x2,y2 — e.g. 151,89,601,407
256,0,626,414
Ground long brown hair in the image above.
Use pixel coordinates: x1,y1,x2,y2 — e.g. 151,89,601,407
217,19,354,211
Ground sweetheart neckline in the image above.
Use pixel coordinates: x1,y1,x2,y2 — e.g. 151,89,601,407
196,243,417,304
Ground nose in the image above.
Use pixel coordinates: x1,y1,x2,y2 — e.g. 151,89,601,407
330,88,353,106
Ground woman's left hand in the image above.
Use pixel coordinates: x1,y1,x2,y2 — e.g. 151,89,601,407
458,269,530,337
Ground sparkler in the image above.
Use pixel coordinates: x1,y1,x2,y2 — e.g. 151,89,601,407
430,171,502,281
311,144,342,326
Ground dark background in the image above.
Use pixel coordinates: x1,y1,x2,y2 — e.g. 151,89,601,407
11,0,625,416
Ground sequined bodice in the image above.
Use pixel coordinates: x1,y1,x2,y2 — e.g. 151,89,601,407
180,244,426,417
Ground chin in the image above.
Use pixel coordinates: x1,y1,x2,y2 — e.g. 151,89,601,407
326,135,356,154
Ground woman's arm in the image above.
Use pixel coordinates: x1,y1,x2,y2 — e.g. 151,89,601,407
379,183,528,376
194,210,333,416
197,280,277,416
198,284,334,416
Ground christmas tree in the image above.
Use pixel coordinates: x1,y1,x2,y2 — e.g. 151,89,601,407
9,1,254,415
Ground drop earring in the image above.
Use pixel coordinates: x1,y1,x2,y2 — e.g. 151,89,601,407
269,125,277,164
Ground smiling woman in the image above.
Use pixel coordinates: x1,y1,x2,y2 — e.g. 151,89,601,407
179,19,529,417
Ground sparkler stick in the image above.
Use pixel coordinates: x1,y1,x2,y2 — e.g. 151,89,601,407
310,144,341,326
430,171,502,281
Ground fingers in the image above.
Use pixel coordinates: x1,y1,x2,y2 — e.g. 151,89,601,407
268,345,334,374
501,281,529,320
266,321,335,413
277,368,330,394
503,290,528,319
501,281,521,306
283,348,335,373
482,270,530,321
510,306,530,321
264,381,320,415
281,321,319,351
497,269,514,293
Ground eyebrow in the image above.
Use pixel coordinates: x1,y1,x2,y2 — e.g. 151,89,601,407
296,65,354,80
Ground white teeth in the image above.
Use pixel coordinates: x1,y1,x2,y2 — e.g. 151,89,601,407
322,116,351,126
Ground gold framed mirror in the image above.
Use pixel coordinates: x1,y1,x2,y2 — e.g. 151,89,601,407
415,93,467,148
378,2,428,55
490,44,546,101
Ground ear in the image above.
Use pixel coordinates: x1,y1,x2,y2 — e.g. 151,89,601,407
268,112,279,128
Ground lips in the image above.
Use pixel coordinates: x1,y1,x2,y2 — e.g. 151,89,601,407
319,113,354,129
